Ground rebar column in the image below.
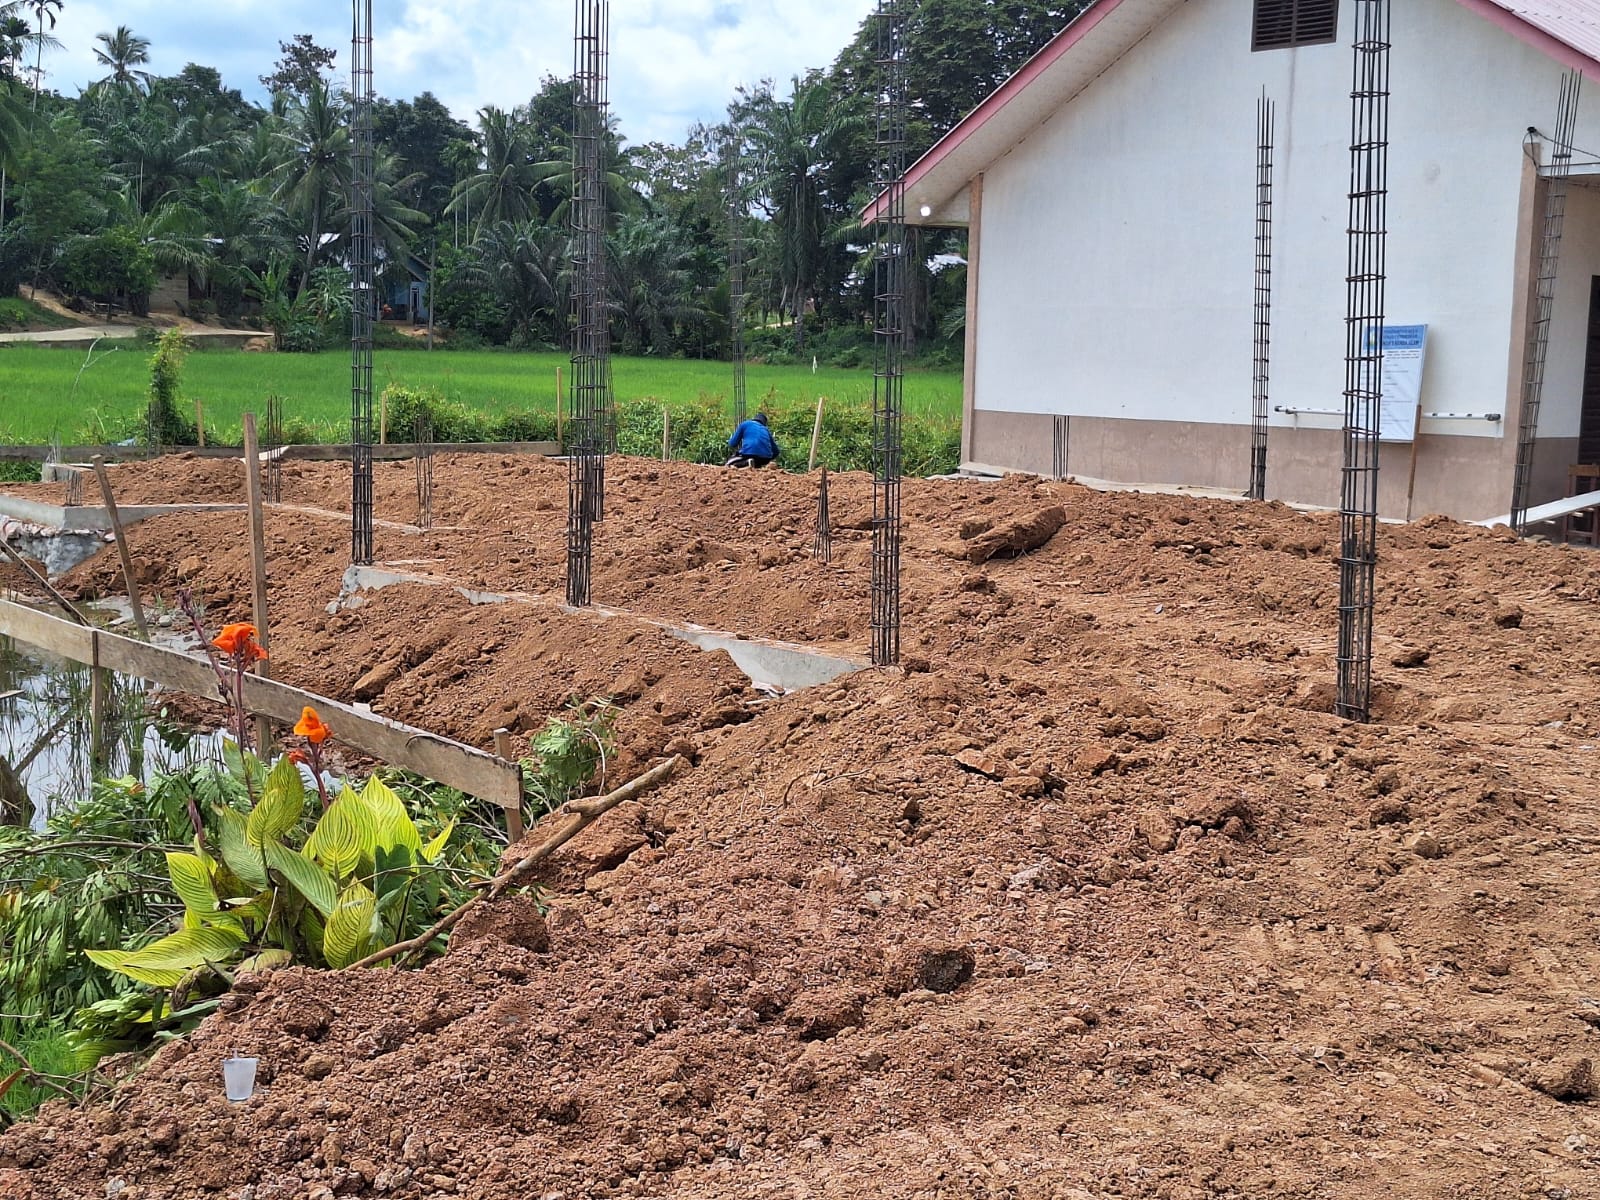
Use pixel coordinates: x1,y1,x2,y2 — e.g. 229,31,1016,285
1510,71,1582,533
349,0,376,565
1249,91,1275,502
264,394,284,503
1336,0,1390,724
414,413,434,530
566,0,610,606
870,0,907,668
727,133,748,426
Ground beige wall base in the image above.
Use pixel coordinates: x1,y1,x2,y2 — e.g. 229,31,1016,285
968,410,1574,523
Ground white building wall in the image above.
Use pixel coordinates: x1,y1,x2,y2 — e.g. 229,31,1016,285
973,0,1600,443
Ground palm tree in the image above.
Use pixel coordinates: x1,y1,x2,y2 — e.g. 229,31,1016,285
91,26,153,97
745,73,862,350
26,0,60,110
264,76,349,294
607,213,705,354
445,106,537,240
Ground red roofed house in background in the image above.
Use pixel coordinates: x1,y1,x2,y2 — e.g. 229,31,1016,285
882,0,1600,520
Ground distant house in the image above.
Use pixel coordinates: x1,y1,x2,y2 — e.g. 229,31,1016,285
879,0,1600,520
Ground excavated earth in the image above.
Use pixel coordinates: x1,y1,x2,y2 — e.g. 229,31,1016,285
1,453,1599,1199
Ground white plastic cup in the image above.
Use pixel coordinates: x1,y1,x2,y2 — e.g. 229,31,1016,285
221,1056,258,1102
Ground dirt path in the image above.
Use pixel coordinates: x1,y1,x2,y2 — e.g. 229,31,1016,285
0,455,1597,1198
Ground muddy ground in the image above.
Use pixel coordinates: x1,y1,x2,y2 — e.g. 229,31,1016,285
0,453,1597,1199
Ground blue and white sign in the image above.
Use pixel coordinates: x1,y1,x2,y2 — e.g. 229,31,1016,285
1372,324,1428,442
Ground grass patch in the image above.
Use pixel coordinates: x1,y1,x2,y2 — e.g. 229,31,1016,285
0,345,962,449
0,1026,76,1124
0,296,77,333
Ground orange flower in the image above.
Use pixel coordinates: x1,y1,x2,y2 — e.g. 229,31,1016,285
212,622,267,661
294,706,331,745
285,749,309,766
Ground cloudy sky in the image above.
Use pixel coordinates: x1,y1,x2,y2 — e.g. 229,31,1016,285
41,1,874,144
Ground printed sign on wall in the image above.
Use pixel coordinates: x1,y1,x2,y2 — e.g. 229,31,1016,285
1371,324,1428,442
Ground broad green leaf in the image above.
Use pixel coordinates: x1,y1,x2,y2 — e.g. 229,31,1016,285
323,881,377,969
123,926,243,970
373,843,416,900
247,755,308,847
166,852,218,917
420,820,456,864
264,842,338,918
82,950,185,989
216,806,270,889
236,948,293,976
361,776,422,855
303,796,366,881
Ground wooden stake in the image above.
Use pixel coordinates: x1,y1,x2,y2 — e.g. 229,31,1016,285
556,366,565,448
194,399,205,447
808,396,826,471
91,456,149,640
241,414,273,753
379,392,388,445
1404,403,1423,522
496,727,524,844
345,756,681,970
89,631,109,772
662,407,671,461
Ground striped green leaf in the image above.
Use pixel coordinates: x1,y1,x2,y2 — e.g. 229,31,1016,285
322,881,377,969
264,842,337,918
246,755,307,847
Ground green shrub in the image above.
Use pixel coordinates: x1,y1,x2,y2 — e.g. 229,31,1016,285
59,228,157,317
145,328,196,447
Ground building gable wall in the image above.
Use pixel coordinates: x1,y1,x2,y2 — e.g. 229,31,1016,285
969,0,1600,514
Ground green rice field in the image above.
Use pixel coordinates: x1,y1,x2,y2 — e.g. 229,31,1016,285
0,343,963,445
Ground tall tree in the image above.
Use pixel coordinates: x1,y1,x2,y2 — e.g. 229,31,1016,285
264,75,348,293
743,73,862,350
90,25,152,97
259,33,335,100
25,0,60,106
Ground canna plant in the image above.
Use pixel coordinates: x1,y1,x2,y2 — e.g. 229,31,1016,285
84,747,458,986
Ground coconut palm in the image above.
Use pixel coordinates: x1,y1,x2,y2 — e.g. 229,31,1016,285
607,213,706,355
91,26,153,97
744,73,863,350
25,0,60,109
264,76,349,293
444,106,538,240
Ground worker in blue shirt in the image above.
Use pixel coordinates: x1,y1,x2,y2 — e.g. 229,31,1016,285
725,411,779,468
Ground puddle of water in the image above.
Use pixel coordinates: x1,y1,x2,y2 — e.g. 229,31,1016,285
0,634,226,829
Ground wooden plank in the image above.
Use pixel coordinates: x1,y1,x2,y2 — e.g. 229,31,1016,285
1475,488,1600,528
0,600,95,661
0,600,521,809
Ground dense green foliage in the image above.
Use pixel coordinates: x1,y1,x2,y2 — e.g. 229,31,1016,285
0,1,1086,363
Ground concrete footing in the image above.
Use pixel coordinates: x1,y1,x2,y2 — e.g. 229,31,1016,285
335,564,865,694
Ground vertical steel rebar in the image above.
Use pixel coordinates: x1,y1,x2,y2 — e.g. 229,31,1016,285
815,466,832,564
414,413,434,530
870,0,907,668
1337,0,1390,724
350,0,376,565
1250,90,1276,502
727,133,748,426
263,394,284,503
1510,71,1582,533
1051,415,1068,481
566,0,610,607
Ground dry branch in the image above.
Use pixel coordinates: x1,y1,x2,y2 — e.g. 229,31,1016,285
345,755,682,970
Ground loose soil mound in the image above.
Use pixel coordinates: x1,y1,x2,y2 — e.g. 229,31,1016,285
1,456,1598,1199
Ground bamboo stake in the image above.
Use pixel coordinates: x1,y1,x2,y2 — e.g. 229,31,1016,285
91,456,149,640
345,756,681,970
194,399,205,447
808,396,826,471
241,414,273,753
496,727,524,844
662,407,671,460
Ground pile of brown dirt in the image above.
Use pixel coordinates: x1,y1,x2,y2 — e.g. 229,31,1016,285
1,456,1598,1199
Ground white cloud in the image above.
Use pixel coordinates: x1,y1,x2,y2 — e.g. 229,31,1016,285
41,0,872,143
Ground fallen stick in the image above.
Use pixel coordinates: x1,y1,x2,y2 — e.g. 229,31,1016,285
345,755,682,970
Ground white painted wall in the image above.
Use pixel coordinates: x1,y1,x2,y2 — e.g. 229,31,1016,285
972,0,1600,444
